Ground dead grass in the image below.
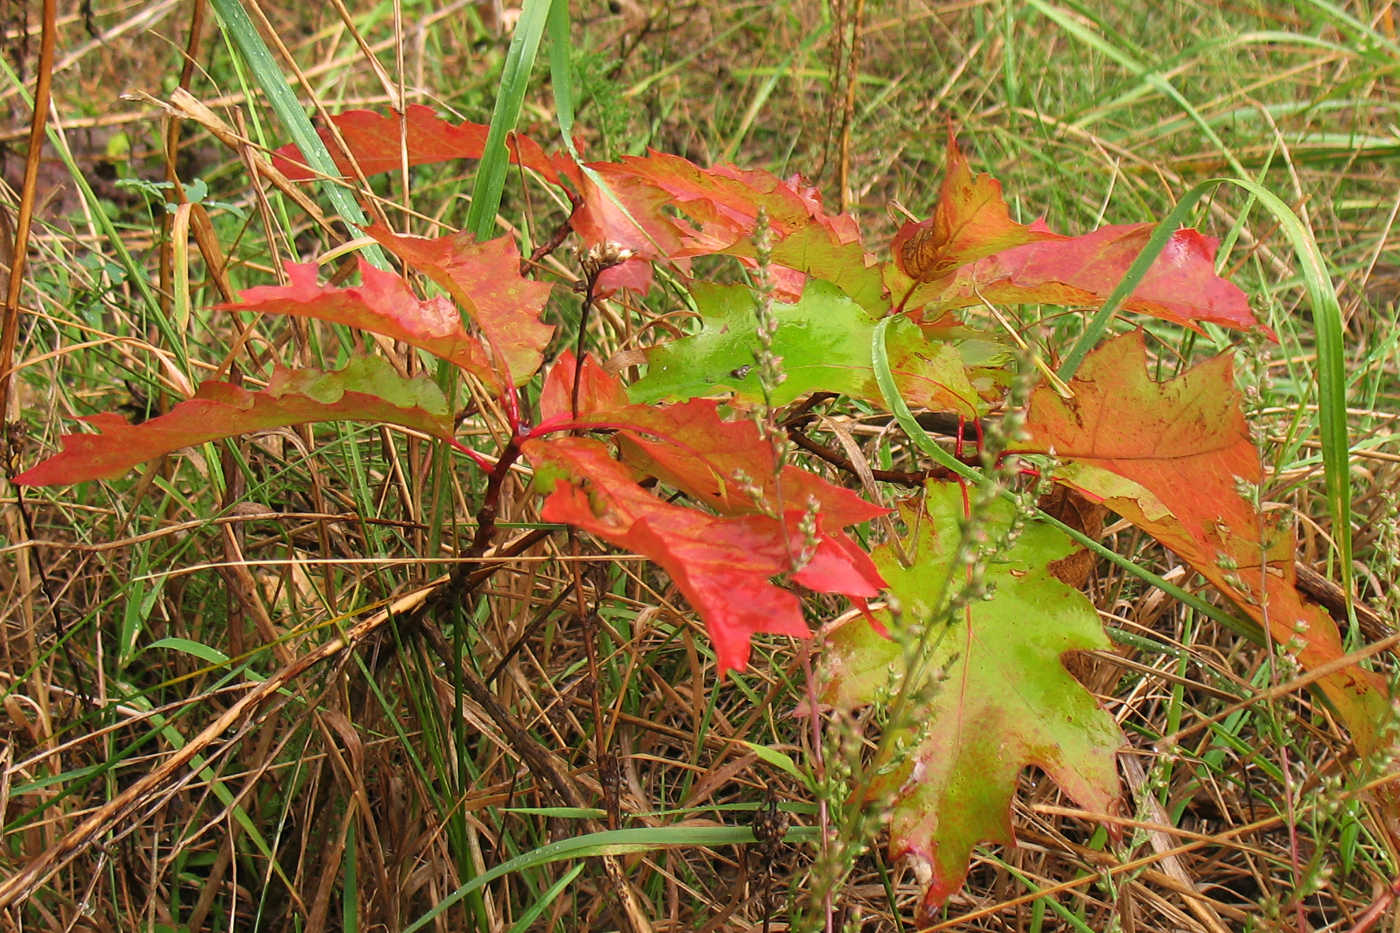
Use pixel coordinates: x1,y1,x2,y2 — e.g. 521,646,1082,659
2,0,1399,931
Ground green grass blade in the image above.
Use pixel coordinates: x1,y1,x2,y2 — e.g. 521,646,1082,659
402,824,819,932
0,55,185,372
1027,0,1246,179
1293,0,1400,57
1213,178,1355,600
342,816,359,933
1056,194,1214,380
505,863,585,933
544,0,668,263
464,0,553,240
719,23,829,163
208,0,387,269
546,0,575,141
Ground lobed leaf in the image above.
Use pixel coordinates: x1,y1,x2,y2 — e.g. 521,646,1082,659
363,225,554,385
886,134,1266,335
1023,332,1388,753
15,357,455,487
226,258,498,387
539,352,886,529
629,280,980,417
891,129,1058,281
270,103,567,184
820,482,1123,913
274,106,878,303
572,153,871,299
526,435,881,676
890,224,1262,333
767,223,885,312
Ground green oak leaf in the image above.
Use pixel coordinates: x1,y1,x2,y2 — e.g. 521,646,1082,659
820,481,1122,914
630,280,978,416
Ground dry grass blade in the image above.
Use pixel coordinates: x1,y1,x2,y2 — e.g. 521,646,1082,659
0,574,444,911
3,0,1398,928
0,0,55,423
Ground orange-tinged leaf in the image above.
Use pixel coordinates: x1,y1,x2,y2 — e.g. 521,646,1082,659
272,107,881,303
880,133,1264,333
363,225,554,385
769,223,884,311
821,483,1123,913
15,357,455,486
574,153,870,299
271,104,567,184
892,130,1058,281
568,167,689,279
614,400,884,528
1024,332,1388,752
526,436,881,676
588,154,851,254
537,351,630,422
225,259,497,387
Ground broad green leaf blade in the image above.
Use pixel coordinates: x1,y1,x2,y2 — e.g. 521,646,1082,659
546,0,576,142
630,281,979,416
737,741,815,793
821,482,1122,913
1215,177,1354,600
769,223,886,311
145,637,231,667
16,357,454,486
505,863,585,933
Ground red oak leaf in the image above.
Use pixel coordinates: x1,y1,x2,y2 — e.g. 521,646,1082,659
567,167,689,293
526,435,879,676
883,131,1268,335
1023,332,1388,753
892,130,1059,281
225,259,497,387
537,351,629,422
577,155,869,300
273,107,878,303
15,357,456,486
914,223,1267,334
271,104,567,184
538,353,885,530
363,225,554,385
586,154,837,254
